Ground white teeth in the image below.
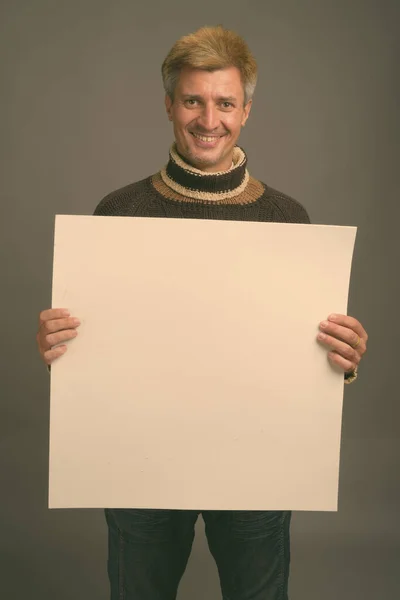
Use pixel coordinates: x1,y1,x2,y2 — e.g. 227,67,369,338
192,133,220,142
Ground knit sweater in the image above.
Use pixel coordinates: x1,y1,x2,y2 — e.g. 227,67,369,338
94,144,310,224
93,143,357,384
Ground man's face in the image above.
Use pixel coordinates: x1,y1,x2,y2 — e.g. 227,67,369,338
165,66,252,173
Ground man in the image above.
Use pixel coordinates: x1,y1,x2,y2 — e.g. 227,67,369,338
36,26,368,600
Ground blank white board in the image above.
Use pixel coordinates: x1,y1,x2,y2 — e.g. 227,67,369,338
49,215,356,511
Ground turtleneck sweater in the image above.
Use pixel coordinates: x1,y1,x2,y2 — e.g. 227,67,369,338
93,144,310,224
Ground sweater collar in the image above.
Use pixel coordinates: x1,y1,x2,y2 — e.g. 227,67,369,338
160,143,249,201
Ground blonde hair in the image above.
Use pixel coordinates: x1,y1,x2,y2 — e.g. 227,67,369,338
162,25,257,105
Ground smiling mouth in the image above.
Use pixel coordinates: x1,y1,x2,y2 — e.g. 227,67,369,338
191,132,225,142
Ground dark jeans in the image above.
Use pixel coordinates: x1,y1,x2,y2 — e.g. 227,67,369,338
105,508,292,600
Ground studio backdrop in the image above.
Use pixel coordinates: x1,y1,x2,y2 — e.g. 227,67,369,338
1,1,398,599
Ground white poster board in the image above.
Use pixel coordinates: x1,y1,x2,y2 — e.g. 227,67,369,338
49,215,356,511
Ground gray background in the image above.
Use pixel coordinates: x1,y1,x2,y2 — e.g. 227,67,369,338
1,0,399,599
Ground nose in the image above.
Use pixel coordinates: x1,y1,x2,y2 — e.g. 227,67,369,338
196,104,220,132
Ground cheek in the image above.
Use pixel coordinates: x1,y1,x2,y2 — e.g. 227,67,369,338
172,108,194,130
227,113,243,128
172,119,186,139
225,117,242,137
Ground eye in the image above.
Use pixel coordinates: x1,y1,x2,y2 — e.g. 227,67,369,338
221,102,234,109
185,99,198,107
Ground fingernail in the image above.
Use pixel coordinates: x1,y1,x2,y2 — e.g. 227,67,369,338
72,319,81,326
61,309,70,316
318,333,326,340
320,321,328,328
329,314,338,320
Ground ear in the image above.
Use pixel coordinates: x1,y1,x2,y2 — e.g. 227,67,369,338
165,94,173,121
241,99,253,127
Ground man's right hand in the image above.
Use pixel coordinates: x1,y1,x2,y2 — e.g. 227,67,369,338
37,308,81,366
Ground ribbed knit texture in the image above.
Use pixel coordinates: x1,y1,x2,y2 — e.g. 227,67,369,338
93,145,311,225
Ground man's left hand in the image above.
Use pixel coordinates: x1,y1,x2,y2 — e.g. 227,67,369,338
317,314,368,373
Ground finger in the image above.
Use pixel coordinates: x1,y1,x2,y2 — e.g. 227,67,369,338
327,314,368,341
39,308,70,325
46,328,78,348
319,320,367,355
43,345,68,365
317,331,361,366
41,317,81,335
327,351,355,373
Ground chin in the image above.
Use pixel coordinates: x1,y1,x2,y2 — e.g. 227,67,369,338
187,148,226,169
193,154,219,166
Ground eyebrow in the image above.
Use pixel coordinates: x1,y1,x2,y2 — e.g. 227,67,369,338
181,94,238,103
